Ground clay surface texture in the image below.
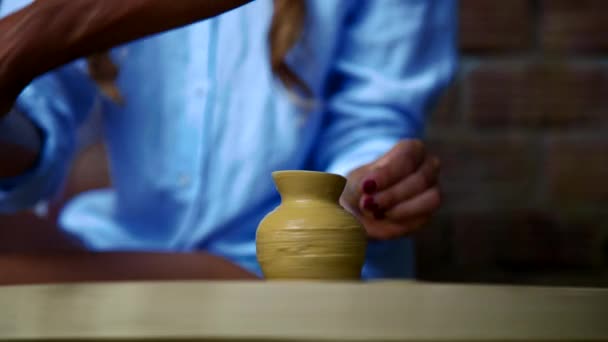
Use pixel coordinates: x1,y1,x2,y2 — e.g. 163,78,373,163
256,171,367,279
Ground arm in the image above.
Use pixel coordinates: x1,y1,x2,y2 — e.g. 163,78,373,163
0,0,252,114
315,0,457,278
317,0,457,176
0,0,101,211
0,67,98,213
0,0,251,210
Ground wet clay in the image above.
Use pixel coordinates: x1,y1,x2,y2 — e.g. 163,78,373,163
256,171,367,280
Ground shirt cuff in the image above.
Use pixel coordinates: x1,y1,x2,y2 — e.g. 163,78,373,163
325,137,399,177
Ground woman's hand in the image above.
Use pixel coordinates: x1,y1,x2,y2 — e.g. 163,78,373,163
341,140,441,240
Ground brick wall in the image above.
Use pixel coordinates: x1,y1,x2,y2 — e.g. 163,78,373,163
416,0,608,286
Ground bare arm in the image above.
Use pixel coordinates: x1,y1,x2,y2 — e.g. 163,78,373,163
0,0,252,177
0,0,253,115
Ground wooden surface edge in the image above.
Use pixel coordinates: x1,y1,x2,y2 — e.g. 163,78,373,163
1,281,607,341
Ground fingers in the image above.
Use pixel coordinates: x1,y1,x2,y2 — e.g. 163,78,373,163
360,140,426,194
369,155,440,211
347,139,442,240
385,187,441,221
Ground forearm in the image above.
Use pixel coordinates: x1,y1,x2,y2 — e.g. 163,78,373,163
0,109,42,179
1,0,252,84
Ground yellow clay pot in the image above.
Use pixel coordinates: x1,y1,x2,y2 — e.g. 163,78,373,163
256,170,367,280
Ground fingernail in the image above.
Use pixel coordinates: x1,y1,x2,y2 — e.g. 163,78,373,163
373,210,386,220
363,180,377,194
363,197,378,211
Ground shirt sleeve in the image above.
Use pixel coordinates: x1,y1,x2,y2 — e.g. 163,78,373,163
0,66,99,213
315,0,457,176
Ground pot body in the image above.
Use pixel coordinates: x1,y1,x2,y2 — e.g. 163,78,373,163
256,171,367,280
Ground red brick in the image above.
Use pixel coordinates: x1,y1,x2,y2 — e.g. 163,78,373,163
546,138,608,205
460,0,534,52
541,0,608,52
466,62,608,127
427,135,540,212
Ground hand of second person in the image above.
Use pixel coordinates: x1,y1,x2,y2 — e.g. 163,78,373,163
0,29,27,118
341,140,441,240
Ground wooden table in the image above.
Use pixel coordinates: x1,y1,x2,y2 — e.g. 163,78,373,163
1,281,607,341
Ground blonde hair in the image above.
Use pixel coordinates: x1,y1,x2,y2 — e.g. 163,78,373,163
88,0,308,103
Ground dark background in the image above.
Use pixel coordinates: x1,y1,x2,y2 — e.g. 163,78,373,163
418,0,608,286
1,0,607,286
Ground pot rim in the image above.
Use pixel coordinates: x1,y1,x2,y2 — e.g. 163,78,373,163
272,170,345,181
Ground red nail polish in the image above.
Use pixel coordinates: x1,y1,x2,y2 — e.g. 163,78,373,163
363,197,378,211
363,180,377,194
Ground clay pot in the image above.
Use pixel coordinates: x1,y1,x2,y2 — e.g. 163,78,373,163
256,171,367,280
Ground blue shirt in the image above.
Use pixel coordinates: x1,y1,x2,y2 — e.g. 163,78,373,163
0,0,457,278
